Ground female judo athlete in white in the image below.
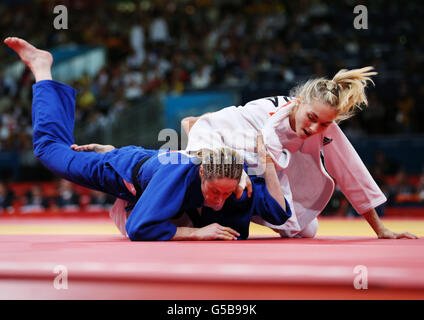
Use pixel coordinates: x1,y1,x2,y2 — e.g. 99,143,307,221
183,67,418,239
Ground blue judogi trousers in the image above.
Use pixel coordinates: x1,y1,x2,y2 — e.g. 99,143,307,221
31,80,204,241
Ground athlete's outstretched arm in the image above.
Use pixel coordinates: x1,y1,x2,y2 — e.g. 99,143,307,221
363,209,418,239
172,224,240,241
324,125,419,239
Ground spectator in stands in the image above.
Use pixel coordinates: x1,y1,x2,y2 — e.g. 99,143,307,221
149,10,169,43
190,62,212,89
388,169,417,206
54,179,80,210
124,78,144,100
129,14,146,67
417,171,424,203
86,189,115,211
0,181,14,212
20,184,49,213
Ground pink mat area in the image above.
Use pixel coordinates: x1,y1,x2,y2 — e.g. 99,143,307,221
1,233,424,299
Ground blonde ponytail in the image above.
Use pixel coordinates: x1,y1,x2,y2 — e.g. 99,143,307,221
332,66,377,120
290,66,377,121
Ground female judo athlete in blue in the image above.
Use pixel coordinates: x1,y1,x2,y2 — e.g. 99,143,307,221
4,37,291,241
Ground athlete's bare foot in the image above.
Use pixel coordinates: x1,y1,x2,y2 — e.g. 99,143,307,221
4,37,53,82
71,143,116,154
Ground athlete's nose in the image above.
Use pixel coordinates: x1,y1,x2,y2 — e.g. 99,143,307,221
309,122,320,134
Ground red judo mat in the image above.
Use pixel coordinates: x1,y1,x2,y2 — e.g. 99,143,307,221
1,220,424,300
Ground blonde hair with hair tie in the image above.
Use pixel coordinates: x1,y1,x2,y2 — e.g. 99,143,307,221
290,66,377,121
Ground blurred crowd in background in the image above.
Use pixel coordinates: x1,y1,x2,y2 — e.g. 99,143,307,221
0,0,423,215
0,179,115,214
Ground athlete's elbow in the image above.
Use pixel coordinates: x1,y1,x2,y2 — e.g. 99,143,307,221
126,225,142,241
127,229,147,241
126,224,168,241
33,142,49,162
33,145,42,159
127,228,135,240
32,134,53,160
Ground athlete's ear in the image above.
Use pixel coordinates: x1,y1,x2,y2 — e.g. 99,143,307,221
294,97,301,111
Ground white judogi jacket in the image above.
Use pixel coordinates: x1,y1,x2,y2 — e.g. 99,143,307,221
186,96,386,237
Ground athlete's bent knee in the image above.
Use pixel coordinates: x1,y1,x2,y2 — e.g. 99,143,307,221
298,218,318,238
